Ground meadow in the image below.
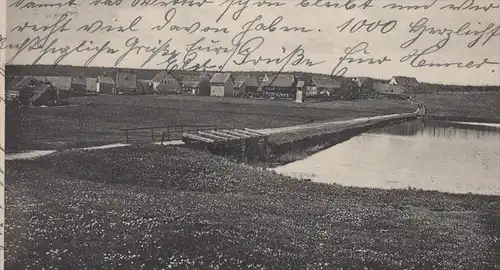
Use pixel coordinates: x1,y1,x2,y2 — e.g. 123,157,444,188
414,91,500,122
5,145,500,269
6,95,416,151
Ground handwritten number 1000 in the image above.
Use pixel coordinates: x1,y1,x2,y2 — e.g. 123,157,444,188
337,18,397,34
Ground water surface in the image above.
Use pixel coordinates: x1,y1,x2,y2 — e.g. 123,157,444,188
274,119,500,195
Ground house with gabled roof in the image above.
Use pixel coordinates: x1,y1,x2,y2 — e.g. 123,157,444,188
115,69,137,94
71,75,87,93
180,75,201,95
137,79,154,94
209,73,235,97
389,76,419,93
233,80,246,97
96,74,115,94
261,74,297,98
28,83,59,106
311,76,341,97
33,76,72,91
152,71,182,94
235,74,259,94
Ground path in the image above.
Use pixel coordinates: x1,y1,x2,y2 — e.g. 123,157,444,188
6,140,184,161
6,111,419,161
258,111,418,134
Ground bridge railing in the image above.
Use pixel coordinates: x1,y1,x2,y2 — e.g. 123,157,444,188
122,124,215,144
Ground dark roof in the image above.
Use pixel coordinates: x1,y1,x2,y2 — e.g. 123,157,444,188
98,75,114,84
312,76,341,88
152,71,180,83
72,75,86,85
373,82,393,92
33,76,72,91
7,76,38,90
210,73,232,84
262,74,296,87
28,84,52,102
235,81,245,88
116,71,137,89
234,75,259,87
391,76,419,86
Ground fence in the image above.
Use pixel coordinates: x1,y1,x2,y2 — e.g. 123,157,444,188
122,125,215,144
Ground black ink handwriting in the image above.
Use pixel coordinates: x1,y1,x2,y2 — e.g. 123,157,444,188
441,0,500,12
331,42,391,77
400,44,499,68
116,37,181,68
296,0,373,9
77,16,142,34
382,0,437,10
131,0,213,8
337,17,397,34
152,8,230,34
89,0,124,6
10,0,77,9
401,17,500,49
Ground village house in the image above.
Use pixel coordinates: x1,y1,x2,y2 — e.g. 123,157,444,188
96,75,115,94
6,76,40,106
311,76,341,97
233,80,246,97
198,73,212,96
71,75,87,94
7,77,61,106
389,76,419,93
152,71,182,94
258,73,270,84
34,76,72,92
86,78,98,93
28,83,59,106
354,77,375,97
235,75,259,94
137,79,154,94
309,76,360,100
180,75,200,95
209,73,235,97
261,74,297,99
373,81,407,97
115,70,138,94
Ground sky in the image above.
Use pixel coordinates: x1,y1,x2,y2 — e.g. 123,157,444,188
4,0,500,85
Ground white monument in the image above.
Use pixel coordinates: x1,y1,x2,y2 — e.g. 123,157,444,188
295,89,303,103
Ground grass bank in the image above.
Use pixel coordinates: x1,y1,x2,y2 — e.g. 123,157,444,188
5,145,500,269
6,95,415,151
415,92,500,123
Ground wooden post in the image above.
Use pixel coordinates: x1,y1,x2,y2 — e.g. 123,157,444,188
125,130,129,144
161,132,165,145
167,127,170,141
151,128,155,143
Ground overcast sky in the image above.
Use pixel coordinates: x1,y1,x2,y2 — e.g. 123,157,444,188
5,0,500,85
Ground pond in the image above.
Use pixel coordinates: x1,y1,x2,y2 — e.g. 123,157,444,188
273,119,500,196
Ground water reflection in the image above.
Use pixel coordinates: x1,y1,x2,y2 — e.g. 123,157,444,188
367,119,500,140
274,120,500,196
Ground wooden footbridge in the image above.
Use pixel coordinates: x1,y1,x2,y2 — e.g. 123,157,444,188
181,128,271,161
182,128,270,144
121,124,271,161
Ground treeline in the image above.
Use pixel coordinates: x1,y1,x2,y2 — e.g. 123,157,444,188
420,82,500,93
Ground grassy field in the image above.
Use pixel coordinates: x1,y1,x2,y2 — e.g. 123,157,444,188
414,92,500,122
5,145,500,269
6,95,415,151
